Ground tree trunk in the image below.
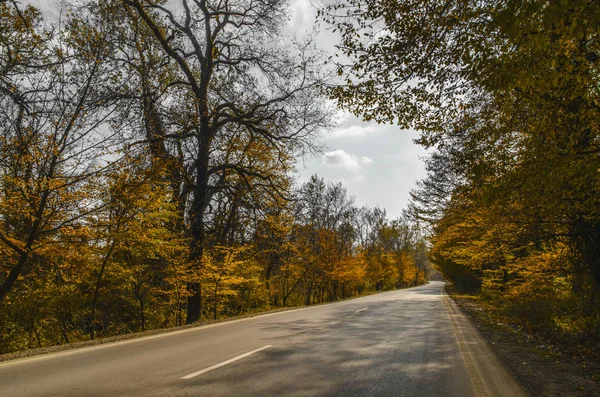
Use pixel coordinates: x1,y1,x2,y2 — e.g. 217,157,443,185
90,240,116,340
138,296,146,332
186,129,211,324
213,282,219,320
572,218,600,291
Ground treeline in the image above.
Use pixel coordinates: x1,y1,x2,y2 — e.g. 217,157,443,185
0,1,429,354
0,170,430,353
325,0,600,348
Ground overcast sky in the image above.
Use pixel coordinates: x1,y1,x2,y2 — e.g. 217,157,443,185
24,0,427,219
286,0,427,219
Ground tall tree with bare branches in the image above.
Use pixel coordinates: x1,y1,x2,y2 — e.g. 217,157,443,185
125,0,332,323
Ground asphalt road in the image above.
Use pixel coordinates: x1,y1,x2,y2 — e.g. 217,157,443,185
0,281,526,397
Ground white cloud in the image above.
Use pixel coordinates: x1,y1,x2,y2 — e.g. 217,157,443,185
326,125,378,139
360,156,373,164
322,149,372,171
286,0,315,32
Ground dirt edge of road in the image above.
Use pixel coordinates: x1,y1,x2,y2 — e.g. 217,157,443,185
446,284,600,397
443,288,528,397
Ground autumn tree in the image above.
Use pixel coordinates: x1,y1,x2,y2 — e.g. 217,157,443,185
0,1,125,304
88,0,191,218
0,0,437,354
86,153,188,338
324,0,599,347
125,0,332,323
323,0,600,293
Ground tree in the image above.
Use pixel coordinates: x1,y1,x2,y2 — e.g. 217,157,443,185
1,0,440,353
323,0,600,290
126,0,331,323
0,1,124,303
87,154,188,338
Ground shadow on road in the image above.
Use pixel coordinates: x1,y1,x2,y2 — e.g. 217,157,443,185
169,283,472,397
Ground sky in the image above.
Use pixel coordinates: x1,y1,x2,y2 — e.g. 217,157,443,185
286,0,427,219
23,0,428,220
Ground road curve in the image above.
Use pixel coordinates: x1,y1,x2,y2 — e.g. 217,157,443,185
0,281,527,396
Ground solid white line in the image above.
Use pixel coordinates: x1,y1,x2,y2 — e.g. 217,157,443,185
181,345,272,379
356,307,369,313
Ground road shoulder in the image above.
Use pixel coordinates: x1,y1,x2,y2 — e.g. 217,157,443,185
442,286,528,397
446,285,600,397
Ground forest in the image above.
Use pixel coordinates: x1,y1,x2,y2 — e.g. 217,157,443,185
0,0,430,354
2,0,599,357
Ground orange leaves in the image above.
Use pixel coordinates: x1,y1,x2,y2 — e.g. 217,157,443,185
200,245,265,319
331,253,367,285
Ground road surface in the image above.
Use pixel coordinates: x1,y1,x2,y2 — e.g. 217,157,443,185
0,281,527,396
